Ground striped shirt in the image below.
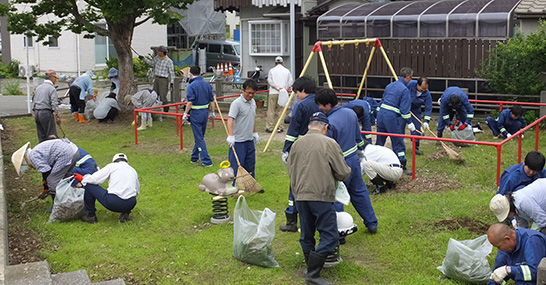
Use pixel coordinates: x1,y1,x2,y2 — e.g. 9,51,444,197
144,55,175,84
27,139,78,174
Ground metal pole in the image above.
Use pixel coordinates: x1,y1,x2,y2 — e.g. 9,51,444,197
290,0,295,76
25,36,30,113
318,50,333,89
134,111,138,145
76,34,81,76
355,46,376,100
497,146,502,186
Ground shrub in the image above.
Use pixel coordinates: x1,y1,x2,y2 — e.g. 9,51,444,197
3,80,24,95
478,21,546,95
98,57,149,79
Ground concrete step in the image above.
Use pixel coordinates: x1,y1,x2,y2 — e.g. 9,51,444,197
93,278,126,285
51,269,90,285
6,260,52,285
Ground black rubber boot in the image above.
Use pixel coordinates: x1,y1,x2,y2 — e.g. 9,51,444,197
415,141,423,155
385,180,396,189
306,251,333,285
279,212,299,232
401,160,412,176
436,131,443,146
370,176,387,195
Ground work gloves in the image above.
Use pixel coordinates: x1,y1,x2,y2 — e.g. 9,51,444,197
407,123,416,131
282,152,289,165
182,113,189,125
74,173,84,182
253,132,260,144
458,123,467,131
506,133,512,138
490,265,510,284
357,150,365,162
38,190,50,200
227,136,235,147
423,122,429,130
208,112,216,120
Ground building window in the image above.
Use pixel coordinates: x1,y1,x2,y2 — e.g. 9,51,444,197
249,20,289,56
95,24,117,65
48,36,58,47
167,23,192,49
23,36,33,48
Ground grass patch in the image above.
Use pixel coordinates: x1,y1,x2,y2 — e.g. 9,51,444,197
2,109,545,284
2,79,25,95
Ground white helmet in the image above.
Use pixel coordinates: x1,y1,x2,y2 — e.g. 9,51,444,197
337,212,358,237
112,153,128,163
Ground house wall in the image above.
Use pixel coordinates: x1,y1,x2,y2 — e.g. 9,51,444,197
517,18,543,35
225,11,240,39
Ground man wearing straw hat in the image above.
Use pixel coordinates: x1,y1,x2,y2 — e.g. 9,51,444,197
183,66,215,167
287,111,350,285
32,69,61,142
226,79,260,181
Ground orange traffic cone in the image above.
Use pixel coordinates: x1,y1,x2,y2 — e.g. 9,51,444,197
223,63,229,76
216,63,221,75
228,62,234,76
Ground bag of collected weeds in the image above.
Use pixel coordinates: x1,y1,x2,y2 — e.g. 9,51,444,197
48,177,86,223
233,196,279,268
437,234,492,283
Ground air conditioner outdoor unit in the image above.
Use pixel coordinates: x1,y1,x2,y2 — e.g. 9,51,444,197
18,64,35,77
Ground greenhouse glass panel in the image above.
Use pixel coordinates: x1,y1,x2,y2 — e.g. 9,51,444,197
367,2,410,38
478,0,520,37
318,3,361,39
448,0,490,38
393,1,431,37
420,0,462,37
341,2,386,38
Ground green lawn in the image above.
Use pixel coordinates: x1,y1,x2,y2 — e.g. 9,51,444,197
2,109,543,285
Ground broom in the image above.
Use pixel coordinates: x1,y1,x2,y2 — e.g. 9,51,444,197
213,97,264,196
410,112,464,161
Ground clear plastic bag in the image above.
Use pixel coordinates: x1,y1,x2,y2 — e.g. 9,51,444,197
277,88,289,107
233,196,279,268
437,234,493,283
335,181,350,205
48,177,86,223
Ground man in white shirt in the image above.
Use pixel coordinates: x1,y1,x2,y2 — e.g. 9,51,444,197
74,153,140,223
360,141,403,195
266,56,293,133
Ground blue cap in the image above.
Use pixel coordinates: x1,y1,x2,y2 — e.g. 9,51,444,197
108,68,118,78
309,112,329,124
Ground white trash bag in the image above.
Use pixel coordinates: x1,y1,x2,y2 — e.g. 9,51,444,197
277,88,289,107
233,196,279,268
437,234,493,283
48,177,86,223
335,181,350,205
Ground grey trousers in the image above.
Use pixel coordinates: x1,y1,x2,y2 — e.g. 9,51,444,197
34,110,57,142
153,76,170,105
47,151,79,194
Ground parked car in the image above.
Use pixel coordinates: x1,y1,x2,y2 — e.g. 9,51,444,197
192,40,240,71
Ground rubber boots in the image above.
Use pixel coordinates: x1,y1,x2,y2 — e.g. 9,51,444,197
305,251,333,285
401,160,412,176
137,123,147,131
436,131,443,146
78,113,89,123
73,113,79,121
385,180,396,189
415,141,423,155
370,176,387,195
279,212,298,232
147,117,153,127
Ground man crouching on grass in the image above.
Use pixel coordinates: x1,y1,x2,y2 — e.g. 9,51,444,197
287,112,351,285
74,153,140,224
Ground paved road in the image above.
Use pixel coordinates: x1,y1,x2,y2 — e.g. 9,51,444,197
0,95,31,118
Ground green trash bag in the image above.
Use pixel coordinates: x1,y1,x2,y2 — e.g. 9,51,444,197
233,196,279,268
437,234,493,283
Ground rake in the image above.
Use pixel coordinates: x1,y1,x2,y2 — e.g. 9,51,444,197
213,97,264,196
410,112,464,161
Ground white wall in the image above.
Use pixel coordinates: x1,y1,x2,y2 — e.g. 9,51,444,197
225,11,239,39
132,21,167,58
517,19,542,36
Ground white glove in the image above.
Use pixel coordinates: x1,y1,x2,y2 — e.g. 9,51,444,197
182,113,189,124
227,136,235,147
507,133,512,138
408,123,416,131
253,132,259,144
357,150,365,161
522,134,525,139
491,266,510,283
208,112,216,120
423,122,429,130
282,152,289,165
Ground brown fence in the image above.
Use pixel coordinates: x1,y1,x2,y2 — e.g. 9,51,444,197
319,38,504,78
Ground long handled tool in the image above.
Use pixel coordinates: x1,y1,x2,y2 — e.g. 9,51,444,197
410,112,463,161
20,196,39,210
213,98,264,195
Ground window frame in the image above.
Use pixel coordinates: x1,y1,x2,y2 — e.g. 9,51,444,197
47,36,59,48
248,20,289,56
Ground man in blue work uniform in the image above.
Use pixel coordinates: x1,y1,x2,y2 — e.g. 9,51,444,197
408,77,432,155
497,151,546,195
363,97,379,125
376,67,414,175
486,105,526,139
343,99,373,143
279,77,320,232
183,66,216,167
437,86,474,138
315,89,378,232
487,223,546,285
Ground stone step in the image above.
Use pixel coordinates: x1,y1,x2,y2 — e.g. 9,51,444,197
6,260,52,285
93,278,126,285
51,269,90,285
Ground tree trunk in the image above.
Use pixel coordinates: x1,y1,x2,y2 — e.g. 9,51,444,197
108,21,136,112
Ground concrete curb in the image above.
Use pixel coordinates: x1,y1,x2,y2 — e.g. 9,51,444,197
0,127,7,285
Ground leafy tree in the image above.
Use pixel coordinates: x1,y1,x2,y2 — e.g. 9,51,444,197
0,0,194,104
478,21,546,95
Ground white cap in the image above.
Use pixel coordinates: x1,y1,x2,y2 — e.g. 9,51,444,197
490,194,510,222
11,142,31,176
112,153,128,163
275,56,283,63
